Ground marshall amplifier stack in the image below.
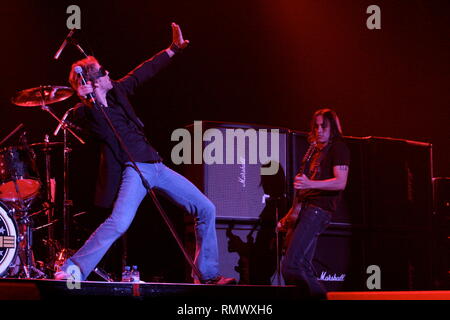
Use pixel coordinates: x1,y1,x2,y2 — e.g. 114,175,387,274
181,121,436,290
432,177,450,289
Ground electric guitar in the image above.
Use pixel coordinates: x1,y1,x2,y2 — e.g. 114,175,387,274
279,142,316,250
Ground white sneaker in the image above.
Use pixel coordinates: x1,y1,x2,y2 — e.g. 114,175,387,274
54,270,71,280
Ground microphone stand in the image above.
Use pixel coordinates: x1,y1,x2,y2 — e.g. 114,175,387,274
52,106,84,251
41,104,85,145
39,88,85,269
69,37,88,58
95,103,202,280
54,29,88,60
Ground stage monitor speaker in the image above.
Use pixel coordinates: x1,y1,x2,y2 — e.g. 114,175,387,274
183,121,288,220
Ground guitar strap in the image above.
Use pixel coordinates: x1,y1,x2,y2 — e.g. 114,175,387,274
298,141,333,205
307,142,332,180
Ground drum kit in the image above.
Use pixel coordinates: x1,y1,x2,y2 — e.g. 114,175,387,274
0,85,84,279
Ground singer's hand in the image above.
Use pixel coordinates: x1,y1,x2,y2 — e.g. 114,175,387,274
77,81,94,100
171,22,189,49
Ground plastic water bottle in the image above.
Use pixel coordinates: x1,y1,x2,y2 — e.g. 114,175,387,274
121,265,131,282
131,265,140,282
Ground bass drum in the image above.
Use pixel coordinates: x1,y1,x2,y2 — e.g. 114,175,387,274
0,202,18,276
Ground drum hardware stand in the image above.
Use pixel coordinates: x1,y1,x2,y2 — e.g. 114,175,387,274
39,96,84,271
62,126,72,250
10,178,46,279
9,85,79,277
16,214,46,279
33,209,114,281
42,134,56,259
33,218,59,231
1,131,46,278
28,201,56,218
0,123,24,147
40,104,85,145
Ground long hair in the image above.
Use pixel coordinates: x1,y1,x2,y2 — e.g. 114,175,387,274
308,108,343,143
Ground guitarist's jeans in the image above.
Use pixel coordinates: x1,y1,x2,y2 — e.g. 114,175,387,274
282,205,331,298
60,162,219,282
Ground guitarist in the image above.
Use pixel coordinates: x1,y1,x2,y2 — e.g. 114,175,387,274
278,109,350,299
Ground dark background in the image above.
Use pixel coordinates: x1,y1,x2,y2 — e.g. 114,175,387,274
0,0,448,281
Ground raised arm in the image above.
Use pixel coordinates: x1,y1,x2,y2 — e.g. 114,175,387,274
118,22,190,95
166,22,190,57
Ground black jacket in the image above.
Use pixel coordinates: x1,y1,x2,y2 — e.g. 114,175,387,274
74,50,171,208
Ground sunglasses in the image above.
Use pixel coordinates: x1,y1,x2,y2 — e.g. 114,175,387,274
89,67,108,80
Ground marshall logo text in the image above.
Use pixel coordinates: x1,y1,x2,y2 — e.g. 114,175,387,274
318,271,346,282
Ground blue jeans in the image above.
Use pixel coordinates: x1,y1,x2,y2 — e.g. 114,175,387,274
281,205,331,298
63,162,219,281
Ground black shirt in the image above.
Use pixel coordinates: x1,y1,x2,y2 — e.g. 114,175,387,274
303,139,350,213
101,91,161,164
72,50,171,208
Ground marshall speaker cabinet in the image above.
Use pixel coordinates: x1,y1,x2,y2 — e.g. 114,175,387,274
182,121,289,220
182,122,434,289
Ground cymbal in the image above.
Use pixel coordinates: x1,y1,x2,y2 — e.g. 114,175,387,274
11,85,74,107
29,142,64,148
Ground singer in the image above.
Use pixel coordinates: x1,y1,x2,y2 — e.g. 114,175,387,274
55,23,235,285
277,109,350,299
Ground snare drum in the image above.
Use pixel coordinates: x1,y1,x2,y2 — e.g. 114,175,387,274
0,201,18,276
0,146,41,201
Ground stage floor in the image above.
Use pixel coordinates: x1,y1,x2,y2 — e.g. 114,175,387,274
0,278,449,301
0,278,299,301
1,278,449,319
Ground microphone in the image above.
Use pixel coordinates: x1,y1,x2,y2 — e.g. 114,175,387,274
54,29,76,60
74,66,97,105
